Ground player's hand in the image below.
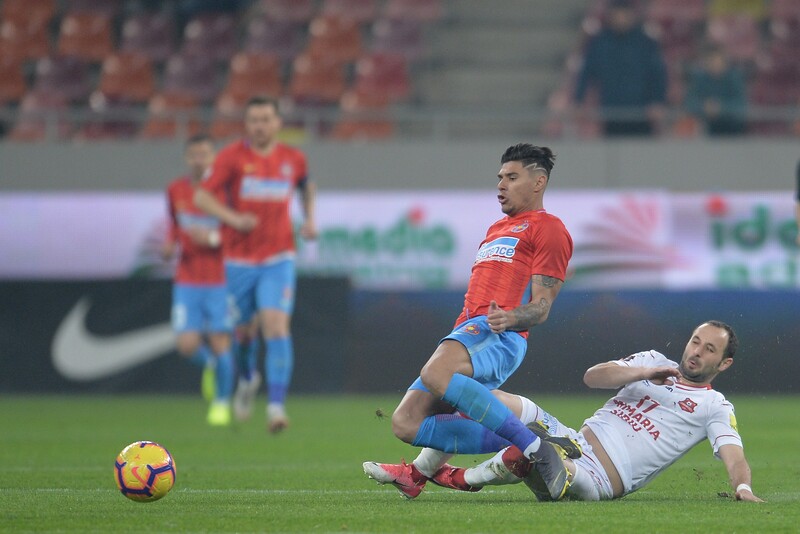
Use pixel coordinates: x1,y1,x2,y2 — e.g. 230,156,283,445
735,487,764,502
185,227,211,245
231,212,258,232
160,240,176,261
299,220,318,240
487,300,513,334
646,366,681,386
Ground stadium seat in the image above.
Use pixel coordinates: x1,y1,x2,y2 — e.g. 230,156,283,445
748,56,800,135
321,0,378,24
260,0,316,23
644,17,701,65
97,52,156,104
1,0,56,25
330,88,394,140
706,14,762,64
56,13,114,63
383,0,444,22
223,52,283,102
353,53,410,102
162,53,219,103
139,93,203,140
288,53,347,106
243,17,306,62
119,12,177,63
181,13,239,62
770,0,800,19
8,90,71,141
370,18,425,60
208,92,246,141
74,90,139,140
0,56,26,105
306,14,363,65
647,0,706,23
0,18,51,63
32,55,92,103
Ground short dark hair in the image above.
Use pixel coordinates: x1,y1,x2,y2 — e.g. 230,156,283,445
245,95,280,114
500,143,556,177
186,133,213,147
701,320,739,359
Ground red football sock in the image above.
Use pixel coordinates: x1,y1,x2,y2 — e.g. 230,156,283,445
502,446,531,478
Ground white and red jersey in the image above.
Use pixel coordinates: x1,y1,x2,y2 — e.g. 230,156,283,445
583,350,742,495
200,140,308,265
457,210,572,338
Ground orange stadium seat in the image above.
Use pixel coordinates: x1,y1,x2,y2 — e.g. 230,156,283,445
0,56,26,105
1,0,56,25
32,55,92,103
644,16,702,65
288,53,347,106
384,0,444,22
74,90,139,140
321,0,378,24
119,12,177,63
209,92,246,141
8,90,71,141
57,13,114,63
181,13,239,62
0,18,51,63
330,88,393,140
647,0,706,23
748,55,800,135
261,0,317,23
162,53,220,103
223,52,283,102
243,17,305,61
306,14,364,65
140,93,203,140
353,53,410,102
98,52,156,103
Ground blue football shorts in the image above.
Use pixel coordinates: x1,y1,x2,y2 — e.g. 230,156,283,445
171,283,232,333
409,315,527,392
225,259,296,326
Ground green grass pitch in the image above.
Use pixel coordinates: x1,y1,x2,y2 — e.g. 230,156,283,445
1,394,797,533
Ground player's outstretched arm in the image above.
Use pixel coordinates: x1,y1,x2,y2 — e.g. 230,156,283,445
583,362,680,389
719,444,764,502
486,275,562,334
194,188,257,232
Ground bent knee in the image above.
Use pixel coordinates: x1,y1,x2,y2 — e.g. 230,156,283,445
391,411,420,444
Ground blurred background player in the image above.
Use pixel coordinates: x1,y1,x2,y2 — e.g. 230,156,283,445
426,321,763,503
795,160,800,246
364,144,574,501
194,96,317,433
161,133,235,426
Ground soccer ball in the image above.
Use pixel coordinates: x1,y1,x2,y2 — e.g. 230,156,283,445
114,441,176,502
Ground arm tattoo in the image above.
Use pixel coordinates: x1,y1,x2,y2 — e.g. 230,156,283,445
508,298,550,331
532,274,560,288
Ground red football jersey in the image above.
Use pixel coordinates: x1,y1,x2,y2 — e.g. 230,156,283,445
166,176,225,284
456,210,573,337
200,140,308,264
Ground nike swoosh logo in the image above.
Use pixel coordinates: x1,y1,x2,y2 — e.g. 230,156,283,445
52,297,175,381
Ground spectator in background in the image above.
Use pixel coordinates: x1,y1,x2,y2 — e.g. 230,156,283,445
574,0,668,137
684,47,747,137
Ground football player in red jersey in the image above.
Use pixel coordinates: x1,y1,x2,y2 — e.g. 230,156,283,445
194,97,317,433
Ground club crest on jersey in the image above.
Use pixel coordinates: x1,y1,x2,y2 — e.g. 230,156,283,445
461,323,481,335
243,163,256,173
475,237,519,264
281,163,294,178
678,398,698,413
510,222,529,233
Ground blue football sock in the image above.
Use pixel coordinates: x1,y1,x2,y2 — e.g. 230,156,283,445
187,344,211,368
412,413,511,454
442,373,538,454
214,350,234,401
265,336,293,405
